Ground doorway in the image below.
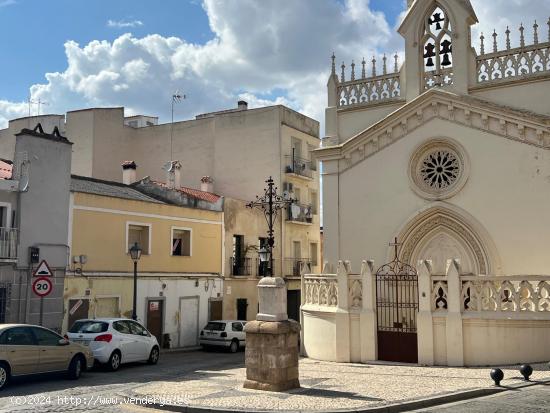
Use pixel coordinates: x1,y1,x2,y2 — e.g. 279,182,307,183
68,299,89,329
287,290,300,322
179,296,199,348
236,298,248,321
146,299,164,347
209,299,222,321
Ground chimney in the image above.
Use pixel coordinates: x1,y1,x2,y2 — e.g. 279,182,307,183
200,176,214,193
122,161,137,185
166,160,182,189
237,100,248,111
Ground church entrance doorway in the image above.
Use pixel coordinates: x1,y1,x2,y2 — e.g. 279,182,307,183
376,239,419,363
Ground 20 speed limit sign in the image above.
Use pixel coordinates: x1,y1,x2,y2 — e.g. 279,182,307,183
32,277,53,297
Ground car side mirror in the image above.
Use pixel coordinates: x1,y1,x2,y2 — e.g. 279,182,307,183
58,338,70,346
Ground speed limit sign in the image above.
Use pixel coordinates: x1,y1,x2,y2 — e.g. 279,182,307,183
32,277,53,297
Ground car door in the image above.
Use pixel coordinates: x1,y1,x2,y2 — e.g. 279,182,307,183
31,327,71,373
231,322,245,345
0,327,39,375
112,320,139,362
128,321,151,361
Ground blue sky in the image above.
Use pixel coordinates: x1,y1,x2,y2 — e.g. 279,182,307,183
0,0,544,129
0,0,402,103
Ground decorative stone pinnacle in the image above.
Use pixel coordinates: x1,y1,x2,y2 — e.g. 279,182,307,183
480,33,485,54
534,20,539,44
382,54,387,75
350,60,355,81
505,27,511,50
394,53,399,73
519,23,525,48
492,30,498,53
331,53,336,75
341,62,345,82
361,58,366,79
372,56,377,77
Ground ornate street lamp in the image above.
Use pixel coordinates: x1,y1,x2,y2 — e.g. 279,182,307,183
247,177,293,277
129,242,142,320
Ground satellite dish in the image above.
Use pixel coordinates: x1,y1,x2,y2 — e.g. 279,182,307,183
163,161,173,172
18,161,30,192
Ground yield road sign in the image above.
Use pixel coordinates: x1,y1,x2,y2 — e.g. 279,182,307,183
33,260,53,277
32,277,53,297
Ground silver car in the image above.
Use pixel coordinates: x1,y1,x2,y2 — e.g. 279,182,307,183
0,324,94,390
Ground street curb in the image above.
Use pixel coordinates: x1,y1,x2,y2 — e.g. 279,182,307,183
136,378,550,413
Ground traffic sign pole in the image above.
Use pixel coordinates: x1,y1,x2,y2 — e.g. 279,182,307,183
39,297,44,326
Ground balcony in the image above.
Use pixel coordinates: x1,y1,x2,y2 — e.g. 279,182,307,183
230,257,271,277
284,258,312,277
285,155,316,179
0,228,18,261
287,203,314,224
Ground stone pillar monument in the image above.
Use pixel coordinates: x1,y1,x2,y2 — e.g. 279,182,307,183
243,277,301,391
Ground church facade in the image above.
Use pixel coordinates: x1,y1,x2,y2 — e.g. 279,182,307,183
302,0,550,366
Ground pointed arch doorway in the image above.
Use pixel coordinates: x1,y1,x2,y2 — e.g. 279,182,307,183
376,239,419,363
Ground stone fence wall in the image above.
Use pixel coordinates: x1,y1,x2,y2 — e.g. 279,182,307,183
301,259,550,366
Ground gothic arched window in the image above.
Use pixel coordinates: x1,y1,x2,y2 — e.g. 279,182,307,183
422,6,454,89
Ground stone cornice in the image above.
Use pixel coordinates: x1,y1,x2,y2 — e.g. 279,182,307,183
316,89,550,173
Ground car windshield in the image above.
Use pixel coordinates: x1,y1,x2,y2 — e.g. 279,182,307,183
204,322,226,331
69,321,109,334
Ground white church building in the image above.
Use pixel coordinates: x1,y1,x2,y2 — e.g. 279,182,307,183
303,0,550,366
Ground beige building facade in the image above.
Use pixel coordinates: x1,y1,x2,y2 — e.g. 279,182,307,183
305,0,550,366
1,103,322,323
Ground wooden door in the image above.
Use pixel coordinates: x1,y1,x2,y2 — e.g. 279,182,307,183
146,299,163,346
209,299,222,321
68,299,89,329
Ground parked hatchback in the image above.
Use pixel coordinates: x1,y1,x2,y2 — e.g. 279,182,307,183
199,320,246,353
0,324,94,390
66,318,159,371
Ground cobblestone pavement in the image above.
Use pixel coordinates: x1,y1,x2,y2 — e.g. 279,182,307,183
0,349,245,413
131,359,550,412
1,351,548,413
412,382,550,412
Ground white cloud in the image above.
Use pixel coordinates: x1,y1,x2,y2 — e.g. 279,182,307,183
107,19,144,28
0,0,548,134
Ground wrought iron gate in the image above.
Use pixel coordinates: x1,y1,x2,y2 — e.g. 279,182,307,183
376,246,419,363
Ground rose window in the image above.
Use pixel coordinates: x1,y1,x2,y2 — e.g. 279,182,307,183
409,139,469,200
420,150,459,189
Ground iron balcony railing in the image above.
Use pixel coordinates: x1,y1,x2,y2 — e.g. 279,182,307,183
230,257,252,276
284,258,312,277
0,228,18,260
287,202,314,224
230,257,274,277
285,155,316,178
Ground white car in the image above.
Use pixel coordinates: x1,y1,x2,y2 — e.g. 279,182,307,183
199,320,246,353
66,318,159,371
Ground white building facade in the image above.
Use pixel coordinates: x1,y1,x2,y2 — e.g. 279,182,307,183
305,0,550,366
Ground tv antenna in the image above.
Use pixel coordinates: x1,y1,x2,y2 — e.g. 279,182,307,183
170,91,186,162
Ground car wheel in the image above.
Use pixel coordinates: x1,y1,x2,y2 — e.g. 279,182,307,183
108,350,121,372
68,356,84,380
0,363,10,390
147,346,159,365
229,339,239,353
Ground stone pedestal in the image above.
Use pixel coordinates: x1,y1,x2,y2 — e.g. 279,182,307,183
244,319,301,392
243,277,301,392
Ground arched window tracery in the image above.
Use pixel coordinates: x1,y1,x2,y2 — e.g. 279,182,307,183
422,5,454,89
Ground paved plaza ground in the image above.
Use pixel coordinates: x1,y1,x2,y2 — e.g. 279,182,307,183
131,357,550,412
0,350,548,412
